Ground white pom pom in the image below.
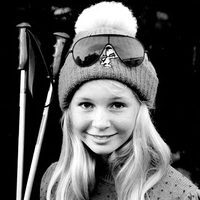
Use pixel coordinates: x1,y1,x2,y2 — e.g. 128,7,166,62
75,1,138,37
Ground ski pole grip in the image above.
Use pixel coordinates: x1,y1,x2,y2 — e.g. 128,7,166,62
17,22,31,70
52,32,70,78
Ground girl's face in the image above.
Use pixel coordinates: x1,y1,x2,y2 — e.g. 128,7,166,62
70,80,140,155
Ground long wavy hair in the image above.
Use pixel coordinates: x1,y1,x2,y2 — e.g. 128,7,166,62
47,103,171,200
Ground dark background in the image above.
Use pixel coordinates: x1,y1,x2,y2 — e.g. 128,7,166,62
4,0,200,199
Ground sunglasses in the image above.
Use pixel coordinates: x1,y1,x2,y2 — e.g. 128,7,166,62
67,34,145,68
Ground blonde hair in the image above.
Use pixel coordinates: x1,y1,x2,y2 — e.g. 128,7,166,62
47,103,171,200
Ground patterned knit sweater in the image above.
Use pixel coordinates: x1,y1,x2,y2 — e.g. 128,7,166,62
40,163,200,200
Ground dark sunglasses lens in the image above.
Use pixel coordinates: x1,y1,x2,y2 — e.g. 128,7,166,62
111,37,144,67
74,52,99,67
73,37,107,67
123,57,144,67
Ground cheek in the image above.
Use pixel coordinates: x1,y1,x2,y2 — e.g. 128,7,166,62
114,112,137,135
116,120,134,135
71,112,89,133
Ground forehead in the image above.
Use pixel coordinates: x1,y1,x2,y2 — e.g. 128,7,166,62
73,79,137,100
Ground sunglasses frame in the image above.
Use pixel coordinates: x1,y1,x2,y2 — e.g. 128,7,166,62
67,34,146,68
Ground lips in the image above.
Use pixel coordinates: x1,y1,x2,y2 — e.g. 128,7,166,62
86,132,117,140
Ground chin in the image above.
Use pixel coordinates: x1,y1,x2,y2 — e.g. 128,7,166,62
89,146,116,155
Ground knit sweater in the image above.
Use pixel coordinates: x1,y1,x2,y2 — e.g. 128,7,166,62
40,162,200,200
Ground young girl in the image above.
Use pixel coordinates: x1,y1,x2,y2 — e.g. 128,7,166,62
40,2,200,200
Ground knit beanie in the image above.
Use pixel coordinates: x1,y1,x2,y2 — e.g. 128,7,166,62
58,1,158,111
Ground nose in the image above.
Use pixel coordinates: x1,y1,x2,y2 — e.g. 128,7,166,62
91,108,111,130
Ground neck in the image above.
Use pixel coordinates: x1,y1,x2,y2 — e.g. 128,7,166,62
95,154,115,183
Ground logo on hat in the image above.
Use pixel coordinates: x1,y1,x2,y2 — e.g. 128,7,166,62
100,45,118,67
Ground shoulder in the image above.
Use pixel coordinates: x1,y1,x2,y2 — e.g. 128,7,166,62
40,162,57,200
149,166,200,200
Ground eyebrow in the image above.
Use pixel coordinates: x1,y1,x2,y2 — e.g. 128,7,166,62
76,96,125,101
110,96,124,100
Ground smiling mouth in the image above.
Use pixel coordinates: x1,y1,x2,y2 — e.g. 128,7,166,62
86,133,117,140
